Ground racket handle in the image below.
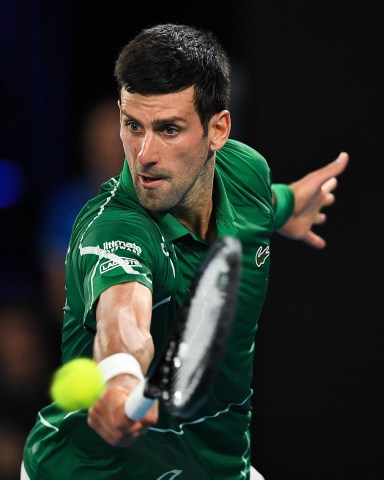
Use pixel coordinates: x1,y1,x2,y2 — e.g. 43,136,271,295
124,381,155,421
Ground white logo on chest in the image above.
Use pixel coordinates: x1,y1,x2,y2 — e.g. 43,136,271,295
255,246,270,267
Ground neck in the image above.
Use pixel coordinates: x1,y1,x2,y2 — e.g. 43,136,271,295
173,201,215,241
171,162,216,241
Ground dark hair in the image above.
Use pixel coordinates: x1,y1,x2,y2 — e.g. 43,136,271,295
114,23,231,133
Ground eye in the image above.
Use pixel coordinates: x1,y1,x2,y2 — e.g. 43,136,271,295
125,120,141,133
163,125,178,135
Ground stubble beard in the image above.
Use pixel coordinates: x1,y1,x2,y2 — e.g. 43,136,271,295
134,180,185,213
135,161,213,214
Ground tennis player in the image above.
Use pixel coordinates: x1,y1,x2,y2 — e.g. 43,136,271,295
21,23,349,479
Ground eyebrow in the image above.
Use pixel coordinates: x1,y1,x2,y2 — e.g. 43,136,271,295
121,110,186,127
152,116,186,127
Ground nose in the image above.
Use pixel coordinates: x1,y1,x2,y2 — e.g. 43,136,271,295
137,133,159,167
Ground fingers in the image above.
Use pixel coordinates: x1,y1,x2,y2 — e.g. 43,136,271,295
312,151,350,187
88,405,148,446
313,212,326,225
322,191,335,207
87,384,158,447
329,152,349,177
336,151,349,166
321,176,337,193
304,230,326,250
321,176,337,208
88,387,144,446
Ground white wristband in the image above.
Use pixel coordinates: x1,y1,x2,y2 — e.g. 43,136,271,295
98,353,145,383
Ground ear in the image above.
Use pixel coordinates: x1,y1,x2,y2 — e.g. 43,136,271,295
209,110,231,152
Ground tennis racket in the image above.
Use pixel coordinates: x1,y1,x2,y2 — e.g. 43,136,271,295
124,235,242,421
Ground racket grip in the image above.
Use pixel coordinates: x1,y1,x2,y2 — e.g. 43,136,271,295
124,380,155,421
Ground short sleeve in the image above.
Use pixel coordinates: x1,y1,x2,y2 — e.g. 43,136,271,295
72,212,168,324
272,183,295,230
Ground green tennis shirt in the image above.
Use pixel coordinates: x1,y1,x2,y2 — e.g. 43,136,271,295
23,139,294,480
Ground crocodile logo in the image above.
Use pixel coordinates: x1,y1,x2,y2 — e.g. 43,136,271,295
255,246,270,267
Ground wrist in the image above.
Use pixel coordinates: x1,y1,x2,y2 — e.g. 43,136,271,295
98,353,145,383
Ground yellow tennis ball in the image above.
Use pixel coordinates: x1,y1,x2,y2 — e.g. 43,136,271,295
50,357,105,411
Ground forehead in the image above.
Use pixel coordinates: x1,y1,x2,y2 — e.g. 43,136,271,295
119,86,197,120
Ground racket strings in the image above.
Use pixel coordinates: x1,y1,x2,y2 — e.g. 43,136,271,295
170,255,234,407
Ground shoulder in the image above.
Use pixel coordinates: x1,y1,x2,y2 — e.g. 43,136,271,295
216,139,272,205
217,138,270,176
69,184,164,260
74,209,162,252
68,200,169,292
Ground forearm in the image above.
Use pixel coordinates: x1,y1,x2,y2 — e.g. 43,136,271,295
86,281,158,447
94,282,154,375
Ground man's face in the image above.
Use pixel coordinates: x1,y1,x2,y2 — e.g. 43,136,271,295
119,86,212,213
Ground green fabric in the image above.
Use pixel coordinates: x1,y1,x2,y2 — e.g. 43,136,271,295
272,183,295,230
23,139,276,479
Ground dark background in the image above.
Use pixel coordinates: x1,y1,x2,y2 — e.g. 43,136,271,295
0,1,382,479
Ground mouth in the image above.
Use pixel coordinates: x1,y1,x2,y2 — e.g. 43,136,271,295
139,174,164,188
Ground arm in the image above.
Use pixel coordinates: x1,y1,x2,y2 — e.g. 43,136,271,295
275,152,349,249
87,281,158,446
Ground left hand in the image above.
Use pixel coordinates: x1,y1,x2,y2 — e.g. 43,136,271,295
278,152,349,249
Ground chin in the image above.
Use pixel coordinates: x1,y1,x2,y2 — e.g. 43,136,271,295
138,196,171,212
135,185,179,212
